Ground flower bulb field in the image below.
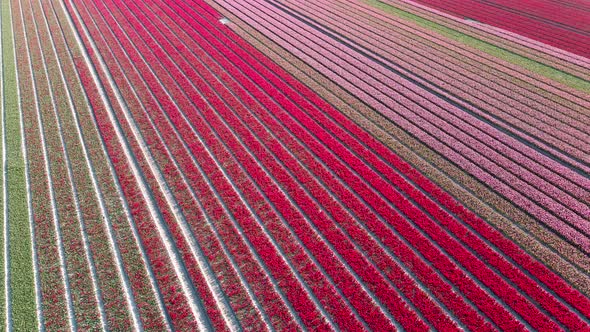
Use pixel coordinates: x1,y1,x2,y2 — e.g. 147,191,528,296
0,0,589,330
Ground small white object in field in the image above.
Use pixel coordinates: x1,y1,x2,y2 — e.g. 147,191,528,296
219,17,230,25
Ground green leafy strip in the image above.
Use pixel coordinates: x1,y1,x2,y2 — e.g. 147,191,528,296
2,0,37,329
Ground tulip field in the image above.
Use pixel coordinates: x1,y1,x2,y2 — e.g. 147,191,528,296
0,0,589,330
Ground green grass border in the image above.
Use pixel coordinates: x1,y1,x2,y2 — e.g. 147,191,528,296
364,0,590,93
2,0,37,329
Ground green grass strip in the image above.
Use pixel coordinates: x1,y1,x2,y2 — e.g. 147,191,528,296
2,0,37,329
0,0,5,328
363,0,590,93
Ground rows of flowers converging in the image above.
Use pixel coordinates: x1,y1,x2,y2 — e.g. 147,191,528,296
22,0,590,329
220,0,590,256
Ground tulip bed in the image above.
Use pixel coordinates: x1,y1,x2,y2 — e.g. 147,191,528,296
1,0,589,329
